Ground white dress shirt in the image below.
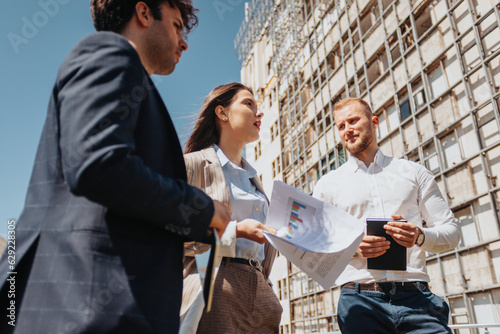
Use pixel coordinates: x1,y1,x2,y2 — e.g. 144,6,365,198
313,149,460,285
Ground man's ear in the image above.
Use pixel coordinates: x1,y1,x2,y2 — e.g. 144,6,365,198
372,115,379,130
215,106,228,121
135,2,152,28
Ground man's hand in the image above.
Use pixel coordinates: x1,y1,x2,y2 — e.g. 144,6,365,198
384,214,419,248
357,235,391,258
209,200,230,237
236,219,276,244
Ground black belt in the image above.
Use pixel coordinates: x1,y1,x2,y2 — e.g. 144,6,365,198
341,281,428,293
223,257,262,272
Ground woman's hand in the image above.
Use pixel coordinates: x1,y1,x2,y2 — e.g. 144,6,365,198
236,219,276,244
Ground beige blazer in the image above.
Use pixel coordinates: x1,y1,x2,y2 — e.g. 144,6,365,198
179,147,277,334
183,146,276,278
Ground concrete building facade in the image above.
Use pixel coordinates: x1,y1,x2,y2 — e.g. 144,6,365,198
235,0,500,333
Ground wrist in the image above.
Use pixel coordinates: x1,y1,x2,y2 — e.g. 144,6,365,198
235,223,242,238
415,227,425,247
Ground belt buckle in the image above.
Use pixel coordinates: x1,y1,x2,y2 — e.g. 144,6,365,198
378,282,397,294
373,282,384,292
374,282,396,294
390,282,397,295
249,259,263,272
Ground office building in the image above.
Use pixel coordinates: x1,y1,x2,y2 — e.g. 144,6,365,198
235,0,500,332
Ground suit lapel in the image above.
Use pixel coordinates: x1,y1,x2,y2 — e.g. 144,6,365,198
250,176,269,204
201,147,232,215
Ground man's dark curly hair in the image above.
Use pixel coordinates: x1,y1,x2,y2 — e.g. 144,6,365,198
91,0,198,34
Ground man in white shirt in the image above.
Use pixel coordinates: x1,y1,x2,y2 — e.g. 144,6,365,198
313,98,460,333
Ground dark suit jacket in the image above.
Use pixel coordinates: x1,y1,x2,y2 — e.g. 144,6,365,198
0,32,213,334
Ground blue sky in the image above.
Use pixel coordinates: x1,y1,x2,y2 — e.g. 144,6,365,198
0,0,247,239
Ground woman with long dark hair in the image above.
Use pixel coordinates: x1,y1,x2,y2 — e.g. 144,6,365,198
181,83,282,333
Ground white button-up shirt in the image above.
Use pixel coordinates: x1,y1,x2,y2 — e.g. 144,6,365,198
313,149,460,285
215,145,268,262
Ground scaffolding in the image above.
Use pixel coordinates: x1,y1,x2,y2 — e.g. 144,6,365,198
235,0,355,78
234,0,274,65
268,0,304,77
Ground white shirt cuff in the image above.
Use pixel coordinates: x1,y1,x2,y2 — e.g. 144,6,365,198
420,227,459,253
218,220,237,258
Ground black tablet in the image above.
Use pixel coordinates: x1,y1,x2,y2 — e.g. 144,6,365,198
366,218,407,271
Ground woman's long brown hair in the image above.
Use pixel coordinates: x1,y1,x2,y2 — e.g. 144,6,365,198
184,82,253,154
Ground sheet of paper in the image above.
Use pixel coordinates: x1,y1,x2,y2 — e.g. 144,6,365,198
265,181,365,289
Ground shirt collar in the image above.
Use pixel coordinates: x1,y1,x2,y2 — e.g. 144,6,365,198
213,144,257,178
347,148,385,171
214,144,230,167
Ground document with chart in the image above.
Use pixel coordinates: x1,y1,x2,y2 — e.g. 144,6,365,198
264,181,365,289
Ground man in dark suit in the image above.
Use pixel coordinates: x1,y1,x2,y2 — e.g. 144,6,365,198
0,1,230,333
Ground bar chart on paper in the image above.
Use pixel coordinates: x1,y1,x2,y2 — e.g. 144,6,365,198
281,200,315,240
265,181,364,289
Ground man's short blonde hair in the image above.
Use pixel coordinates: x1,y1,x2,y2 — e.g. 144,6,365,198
332,98,373,119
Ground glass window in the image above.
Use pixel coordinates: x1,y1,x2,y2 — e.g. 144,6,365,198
428,64,448,100
400,99,411,120
455,206,479,247
423,142,440,174
440,131,462,168
470,292,500,326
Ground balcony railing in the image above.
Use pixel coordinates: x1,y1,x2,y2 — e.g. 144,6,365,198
449,323,500,333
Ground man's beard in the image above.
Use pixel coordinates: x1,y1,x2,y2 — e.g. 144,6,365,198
344,133,373,155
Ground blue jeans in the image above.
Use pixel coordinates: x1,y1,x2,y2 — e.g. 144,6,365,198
338,282,451,334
